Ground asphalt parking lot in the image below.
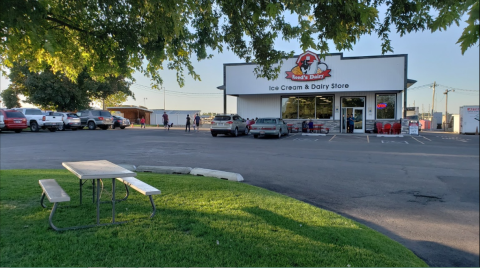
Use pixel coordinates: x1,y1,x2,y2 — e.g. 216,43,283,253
1,127,479,267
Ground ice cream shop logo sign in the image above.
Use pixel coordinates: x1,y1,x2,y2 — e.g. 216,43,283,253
285,51,332,81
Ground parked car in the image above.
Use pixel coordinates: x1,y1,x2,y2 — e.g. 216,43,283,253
13,108,62,132
53,112,81,131
249,118,289,139
210,114,248,137
0,109,28,133
112,115,130,129
0,112,4,130
77,110,113,130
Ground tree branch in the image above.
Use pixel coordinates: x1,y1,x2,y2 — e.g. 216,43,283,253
45,15,88,34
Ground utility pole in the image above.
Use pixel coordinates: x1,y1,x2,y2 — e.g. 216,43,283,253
430,81,436,130
160,86,165,111
443,89,455,131
431,81,436,117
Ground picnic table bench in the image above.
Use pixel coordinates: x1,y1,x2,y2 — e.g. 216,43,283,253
39,179,71,231
39,160,161,231
116,177,161,218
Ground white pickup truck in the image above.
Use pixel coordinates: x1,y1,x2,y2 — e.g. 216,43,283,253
13,108,63,132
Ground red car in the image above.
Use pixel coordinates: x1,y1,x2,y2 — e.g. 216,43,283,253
0,109,28,133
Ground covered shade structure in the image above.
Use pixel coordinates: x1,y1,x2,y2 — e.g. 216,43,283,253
107,105,153,124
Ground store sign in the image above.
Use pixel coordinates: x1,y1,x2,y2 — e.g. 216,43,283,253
377,103,387,109
285,51,332,82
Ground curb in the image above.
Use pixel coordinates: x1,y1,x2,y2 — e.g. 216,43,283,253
118,164,137,172
190,168,244,182
377,135,404,137
136,165,192,174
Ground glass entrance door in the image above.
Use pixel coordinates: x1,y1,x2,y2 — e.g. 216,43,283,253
342,108,353,133
353,108,364,133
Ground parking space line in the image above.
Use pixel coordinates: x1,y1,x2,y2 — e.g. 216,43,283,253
420,136,432,141
411,136,425,144
367,135,370,143
329,135,336,142
285,133,297,139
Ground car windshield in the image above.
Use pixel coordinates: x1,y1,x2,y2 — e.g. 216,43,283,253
5,112,26,118
214,116,231,120
256,119,276,124
67,113,78,118
100,111,112,116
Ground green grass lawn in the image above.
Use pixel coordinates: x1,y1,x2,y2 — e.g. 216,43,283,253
0,169,428,267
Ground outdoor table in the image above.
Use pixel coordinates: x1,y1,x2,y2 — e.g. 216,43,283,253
62,160,136,226
313,124,324,133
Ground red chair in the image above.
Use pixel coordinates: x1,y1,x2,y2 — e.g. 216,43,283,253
382,123,392,134
391,123,401,134
376,122,383,134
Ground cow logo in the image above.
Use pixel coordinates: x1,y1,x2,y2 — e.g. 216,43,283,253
285,51,332,81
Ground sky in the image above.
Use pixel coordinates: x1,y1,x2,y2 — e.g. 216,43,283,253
1,12,478,116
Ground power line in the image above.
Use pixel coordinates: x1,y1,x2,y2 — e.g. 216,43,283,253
434,84,479,92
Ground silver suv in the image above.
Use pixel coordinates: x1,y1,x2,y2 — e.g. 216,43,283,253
77,110,113,130
210,114,248,137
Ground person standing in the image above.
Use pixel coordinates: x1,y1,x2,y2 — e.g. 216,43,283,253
194,113,201,132
140,116,146,129
185,114,191,132
162,112,169,130
308,119,314,133
348,114,355,133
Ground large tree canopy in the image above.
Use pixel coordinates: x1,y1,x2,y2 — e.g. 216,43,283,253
7,64,134,111
1,0,478,85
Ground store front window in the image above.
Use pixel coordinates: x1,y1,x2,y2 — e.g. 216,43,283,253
298,97,315,119
316,96,334,119
342,97,365,107
376,94,396,119
281,95,334,119
281,97,298,119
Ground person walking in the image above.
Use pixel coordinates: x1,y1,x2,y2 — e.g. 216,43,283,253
162,112,169,130
140,116,146,129
194,113,201,132
185,114,191,132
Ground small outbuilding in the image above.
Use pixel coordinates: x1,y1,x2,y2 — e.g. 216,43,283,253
107,105,153,124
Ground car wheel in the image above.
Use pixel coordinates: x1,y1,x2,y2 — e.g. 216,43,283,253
277,130,281,139
30,121,40,132
244,127,249,135
253,134,258,138
211,133,217,137
88,121,96,130
120,126,125,129
58,123,65,131
14,129,22,133
233,128,238,137
48,128,56,132
112,124,116,129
